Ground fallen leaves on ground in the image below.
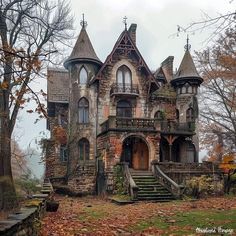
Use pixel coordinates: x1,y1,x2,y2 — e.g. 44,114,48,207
39,195,236,236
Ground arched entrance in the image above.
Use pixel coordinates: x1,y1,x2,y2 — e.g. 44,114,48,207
120,137,149,170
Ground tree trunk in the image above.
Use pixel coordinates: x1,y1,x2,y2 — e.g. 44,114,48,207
0,114,18,211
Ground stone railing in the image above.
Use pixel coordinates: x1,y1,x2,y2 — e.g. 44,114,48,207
0,180,54,236
100,116,157,133
100,116,196,134
110,83,139,96
152,161,184,198
122,162,139,200
160,121,195,133
157,162,220,173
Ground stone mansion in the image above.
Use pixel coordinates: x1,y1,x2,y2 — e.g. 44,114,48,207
45,18,205,197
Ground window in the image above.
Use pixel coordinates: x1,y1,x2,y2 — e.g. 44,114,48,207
154,110,163,120
117,100,132,117
78,98,89,123
186,108,194,122
117,65,132,88
79,67,88,84
181,85,187,94
60,145,68,162
78,138,89,161
176,109,179,122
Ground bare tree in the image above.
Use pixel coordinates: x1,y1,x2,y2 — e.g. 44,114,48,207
197,28,236,156
0,0,73,211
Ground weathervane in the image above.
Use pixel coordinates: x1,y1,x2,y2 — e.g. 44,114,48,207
184,35,191,51
80,13,87,29
123,16,128,30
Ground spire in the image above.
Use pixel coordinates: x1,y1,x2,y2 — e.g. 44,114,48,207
123,16,128,30
64,15,101,69
174,48,200,80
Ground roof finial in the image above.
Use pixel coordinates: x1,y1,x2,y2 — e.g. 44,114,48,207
80,13,87,29
123,16,128,30
184,34,191,51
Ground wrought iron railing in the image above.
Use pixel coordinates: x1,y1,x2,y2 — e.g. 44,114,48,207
110,83,139,96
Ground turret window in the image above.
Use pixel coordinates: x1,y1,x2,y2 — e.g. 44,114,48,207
117,65,132,87
78,138,90,161
79,67,88,84
186,108,194,122
78,97,89,123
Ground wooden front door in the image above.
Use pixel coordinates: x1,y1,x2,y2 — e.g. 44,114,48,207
132,141,149,170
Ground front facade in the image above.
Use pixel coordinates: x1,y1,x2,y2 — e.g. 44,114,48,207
45,19,203,194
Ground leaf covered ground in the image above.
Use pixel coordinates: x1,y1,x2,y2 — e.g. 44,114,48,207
40,195,236,236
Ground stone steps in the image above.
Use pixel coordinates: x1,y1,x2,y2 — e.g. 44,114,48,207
130,170,175,202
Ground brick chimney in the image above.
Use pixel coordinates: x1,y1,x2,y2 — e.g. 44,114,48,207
161,56,174,81
128,24,137,45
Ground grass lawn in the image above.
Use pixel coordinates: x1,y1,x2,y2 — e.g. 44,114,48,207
40,195,236,235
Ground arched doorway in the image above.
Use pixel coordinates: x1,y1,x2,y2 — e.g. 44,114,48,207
120,137,149,170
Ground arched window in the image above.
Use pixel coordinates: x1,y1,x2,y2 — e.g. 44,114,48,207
117,65,132,88
79,67,88,84
154,110,163,120
117,100,132,117
186,108,194,122
78,138,89,161
181,85,187,94
78,97,89,123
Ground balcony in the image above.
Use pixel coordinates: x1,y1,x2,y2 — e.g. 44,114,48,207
100,116,156,133
160,121,195,135
110,83,139,97
100,116,195,135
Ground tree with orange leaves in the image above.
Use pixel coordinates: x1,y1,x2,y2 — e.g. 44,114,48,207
197,28,236,156
0,0,73,212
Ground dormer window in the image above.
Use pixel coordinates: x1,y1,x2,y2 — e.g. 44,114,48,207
79,67,88,84
117,65,132,87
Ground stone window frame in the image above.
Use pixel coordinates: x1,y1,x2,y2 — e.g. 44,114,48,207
154,110,164,120
78,97,89,124
78,138,90,161
60,145,68,162
78,66,88,85
116,65,132,88
186,107,194,122
116,99,133,117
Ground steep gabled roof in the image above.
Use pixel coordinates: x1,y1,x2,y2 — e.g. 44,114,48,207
64,26,102,68
91,27,157,87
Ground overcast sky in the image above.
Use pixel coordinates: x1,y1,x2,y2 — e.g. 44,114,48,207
14,0,235,175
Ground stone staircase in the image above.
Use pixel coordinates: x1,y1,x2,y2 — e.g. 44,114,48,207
130,170,175,202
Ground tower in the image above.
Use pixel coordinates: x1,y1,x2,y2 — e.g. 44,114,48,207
171,38,203,162
64,16,102,194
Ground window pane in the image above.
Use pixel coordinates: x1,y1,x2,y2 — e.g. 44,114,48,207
78,139,90,161
79,67,88,84
117,70,123,84
78,98,89,123
117,100,132,117
124,70,131,85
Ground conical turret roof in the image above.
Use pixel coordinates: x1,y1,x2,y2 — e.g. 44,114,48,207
171,47,203,86
175,50,200,79
64,25,101,68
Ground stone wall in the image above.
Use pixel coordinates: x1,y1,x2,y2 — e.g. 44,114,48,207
0,183,52,236
67,160,97,195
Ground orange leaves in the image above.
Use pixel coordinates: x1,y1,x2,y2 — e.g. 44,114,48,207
219,153,236,174
0,81,9,90
53,126,67,145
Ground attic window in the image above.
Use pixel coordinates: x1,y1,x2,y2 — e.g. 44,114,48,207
117,65,132,86
79,67,88,84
